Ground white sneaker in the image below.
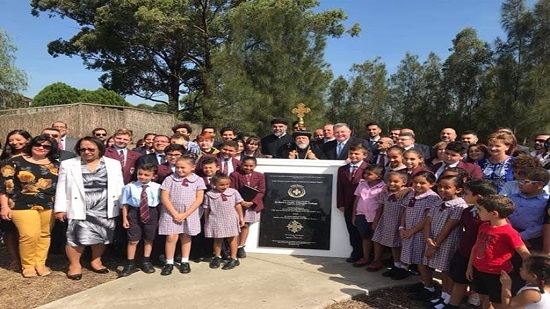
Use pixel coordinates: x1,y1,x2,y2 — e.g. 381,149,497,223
468,292,481,306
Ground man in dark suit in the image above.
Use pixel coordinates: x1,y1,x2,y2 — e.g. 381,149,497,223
364,122,383,153
336,144,370,263
134,135,171,174
104,128,142,184
41,128,77,161
261,118,294,158
431,141,483,180
369,137,394,167
323,123,370,161
52,121,79,153
397,129,431,161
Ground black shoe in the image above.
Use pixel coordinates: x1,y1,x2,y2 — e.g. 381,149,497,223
209,257,222,269
237,247,246,258
391,268,411,280
411,288,437,301
407,282,425,293
141,262,155,274
160,264,174,276
118,264,137,277
67,273,82,280
222,258,240,270
381,266,396,277
91,267,110,274
179,262,191,273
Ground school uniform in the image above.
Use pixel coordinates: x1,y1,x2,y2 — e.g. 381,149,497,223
430,161,483,180
230,170,266,222
158,173,206,236
203,188,244,238
120,181,161,242
105,146,142,184
337,160,368,261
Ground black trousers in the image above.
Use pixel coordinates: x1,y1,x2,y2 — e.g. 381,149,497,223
344,206,363,260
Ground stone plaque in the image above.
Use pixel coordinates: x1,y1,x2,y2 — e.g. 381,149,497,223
259,173,332,249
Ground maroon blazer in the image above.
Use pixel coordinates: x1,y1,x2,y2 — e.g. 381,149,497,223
104,147,142,184
336,161,369,209
430,161,483,180
196,154,240,177
156,162,173,184
230,171,266,211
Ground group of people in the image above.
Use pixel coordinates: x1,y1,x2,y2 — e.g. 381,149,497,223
1,118,550,308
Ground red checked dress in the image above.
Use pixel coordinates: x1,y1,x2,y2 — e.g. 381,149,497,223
203,188,244,238
158,173,206,236
424,197,468,271
400,190,441,265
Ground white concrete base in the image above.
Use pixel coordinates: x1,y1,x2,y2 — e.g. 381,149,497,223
245,158,352,258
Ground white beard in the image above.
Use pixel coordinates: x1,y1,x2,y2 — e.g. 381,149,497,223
296,142,309,150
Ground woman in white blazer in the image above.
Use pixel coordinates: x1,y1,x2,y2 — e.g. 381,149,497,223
54,137,124,280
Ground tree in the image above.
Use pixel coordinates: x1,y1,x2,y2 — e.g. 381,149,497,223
30,0,358,129
78,88,130,106
32,82,130,107
32,82,80,106
203,0,359,135
0,29,28,107
442,28,492,130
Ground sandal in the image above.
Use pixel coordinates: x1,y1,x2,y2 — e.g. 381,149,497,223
35,266,52,276
22,268,37,278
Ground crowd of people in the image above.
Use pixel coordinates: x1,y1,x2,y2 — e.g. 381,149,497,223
1,119,550,308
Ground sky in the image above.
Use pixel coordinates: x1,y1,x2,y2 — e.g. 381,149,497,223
0,0,535,105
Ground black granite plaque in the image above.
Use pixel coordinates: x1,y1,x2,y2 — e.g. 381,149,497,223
259,173,332,249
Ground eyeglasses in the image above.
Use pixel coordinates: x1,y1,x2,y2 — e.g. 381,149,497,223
79,148,98,152
43,134,59,138
534,139,547,143
516,179,537,185
33,144,52,150
95,133,107,137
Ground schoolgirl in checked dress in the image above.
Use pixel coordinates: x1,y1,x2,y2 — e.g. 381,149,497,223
203,174,244,270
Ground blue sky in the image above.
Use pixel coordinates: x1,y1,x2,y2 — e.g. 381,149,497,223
0,1,533,104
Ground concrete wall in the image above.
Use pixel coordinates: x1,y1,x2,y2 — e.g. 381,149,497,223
0,103,200,145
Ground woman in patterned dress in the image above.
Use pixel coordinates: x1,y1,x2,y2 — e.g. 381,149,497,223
54,137,124,280
477,132,516,192
0,135,59,277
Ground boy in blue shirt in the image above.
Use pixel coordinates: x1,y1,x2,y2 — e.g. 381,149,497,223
508,167,550,251
119,163,162,277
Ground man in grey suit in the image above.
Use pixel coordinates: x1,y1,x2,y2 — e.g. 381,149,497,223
52,121,79,153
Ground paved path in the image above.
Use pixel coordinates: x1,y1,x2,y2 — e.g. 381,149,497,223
39,254,418,309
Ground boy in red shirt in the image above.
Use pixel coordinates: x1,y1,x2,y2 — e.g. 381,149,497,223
466,195,530,309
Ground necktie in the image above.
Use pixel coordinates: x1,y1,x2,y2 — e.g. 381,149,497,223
246,173,251,186
350,165,358,180
337,143,343,157
222,159,229,175
159,154,166,164
379,154,385,166
119,149,125,167
139,185,150,223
